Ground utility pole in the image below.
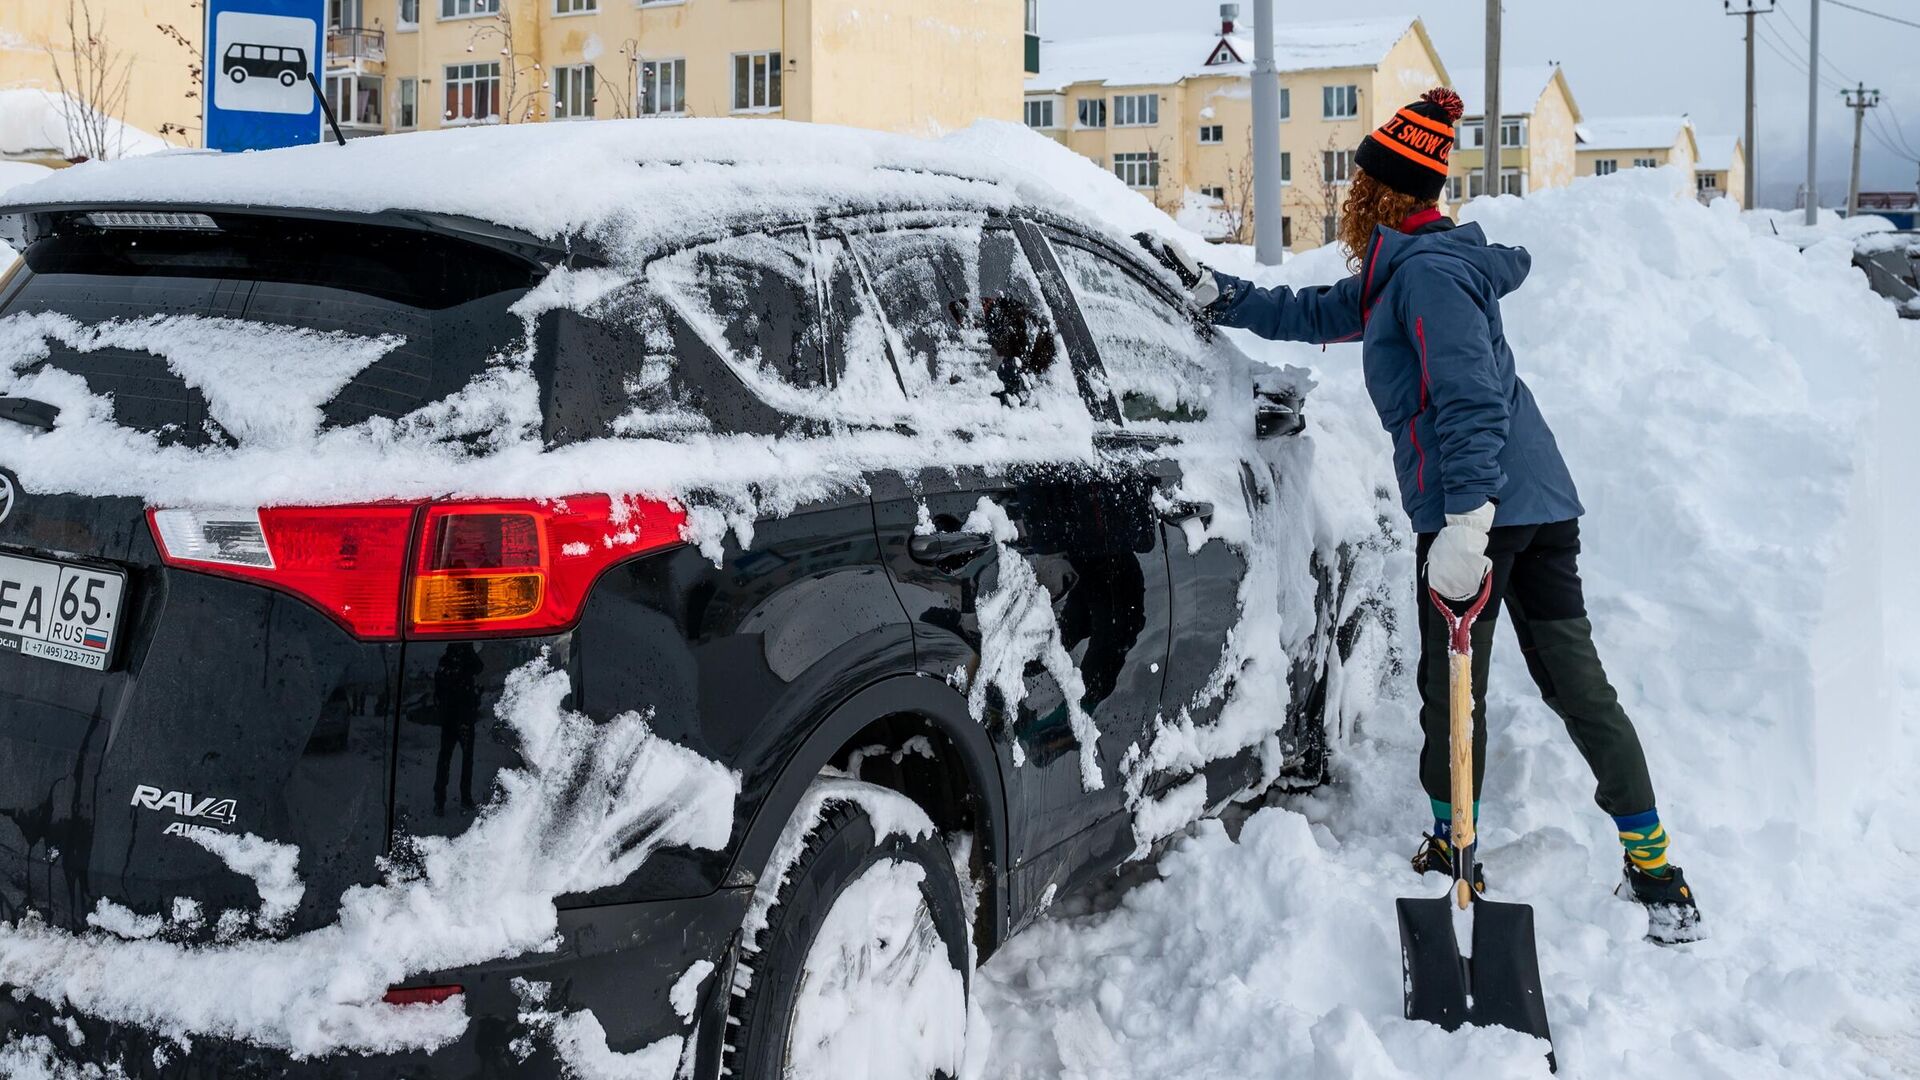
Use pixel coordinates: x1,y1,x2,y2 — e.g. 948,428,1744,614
1249,0,1284,264
1805,0,1821,225
1842,83,1881,216
1482,0,1501,202
1724,1,1774,208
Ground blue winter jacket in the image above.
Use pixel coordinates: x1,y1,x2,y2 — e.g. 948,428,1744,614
1209,221,1583,535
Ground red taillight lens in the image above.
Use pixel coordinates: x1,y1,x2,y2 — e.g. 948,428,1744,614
149,495,687,641
407,495,686,638
381,984,463,1006
150,505,417,638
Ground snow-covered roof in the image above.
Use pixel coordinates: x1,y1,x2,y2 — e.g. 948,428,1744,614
1578,116,1694,152
0,89,169,162
1026,17,1422,94
1694,134,1742,172
0,118,1100,253
1449,65,1578,122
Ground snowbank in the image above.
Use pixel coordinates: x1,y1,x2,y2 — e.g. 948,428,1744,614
0,90,170,163
973,148,1920,1078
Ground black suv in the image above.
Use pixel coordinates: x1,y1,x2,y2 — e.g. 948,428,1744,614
0,144,1359,1077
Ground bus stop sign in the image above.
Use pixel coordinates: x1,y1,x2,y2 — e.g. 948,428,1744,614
205,0,326,151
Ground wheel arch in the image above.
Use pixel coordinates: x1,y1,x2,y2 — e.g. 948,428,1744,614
726,674,1010,957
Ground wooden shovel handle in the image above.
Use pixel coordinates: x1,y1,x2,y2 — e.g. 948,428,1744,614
1430,575,1494,910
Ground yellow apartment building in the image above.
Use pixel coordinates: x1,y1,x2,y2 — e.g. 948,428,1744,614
1693,134,1745,207
1576,116,1700,181
324,0,1028,138
0,0,200,157
1024,14,1449,251
1446,65,1581,201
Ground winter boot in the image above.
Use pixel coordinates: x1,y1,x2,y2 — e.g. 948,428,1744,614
1617,858,1703,945
1410,834,1487,894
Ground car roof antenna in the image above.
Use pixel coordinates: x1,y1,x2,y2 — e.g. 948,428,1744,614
306,72,348,148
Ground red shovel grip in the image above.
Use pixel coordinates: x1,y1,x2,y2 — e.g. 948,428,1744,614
1429,574,1494,656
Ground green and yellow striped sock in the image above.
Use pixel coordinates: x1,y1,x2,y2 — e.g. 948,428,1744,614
1614,808,1672,876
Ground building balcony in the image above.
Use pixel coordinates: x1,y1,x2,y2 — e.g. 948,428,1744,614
327,27,385,67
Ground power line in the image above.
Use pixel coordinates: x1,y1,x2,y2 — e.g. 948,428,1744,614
1866,110,1920,162
1757,20,1846,91
1776,2,1858,83
1880,100,1920,158
1825,0,1920,32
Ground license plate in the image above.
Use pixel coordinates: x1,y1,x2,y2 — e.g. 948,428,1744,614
0,552,126,672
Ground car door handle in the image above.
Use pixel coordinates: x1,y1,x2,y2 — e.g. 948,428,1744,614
1160,500,1214,526
908,531,994,567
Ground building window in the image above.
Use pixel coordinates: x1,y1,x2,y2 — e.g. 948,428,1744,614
1323,84,1358,119
1322,149,1355,184
641,58,686,116
1200,185,1225,201
1280,151,1291,183
1461,121,1482,148
397,76,417,128
554,64,594,119
1594,159,1618,176
1077,98,1106,129
555,0,595,10
1025,98,1056,129
1282,216,1293,247
1501,119,1524,147
1447,175,1462,201
1113,93,1158,127
439,0,496,18
1632,157,1658,169
325,73,382,127
1279,86,1290,120
1199,124,1224,144
1697,172,1718,191
1501,170,1525,196
443,62,499,123
1026,0,1038,35
1113,151,1159,189
733,51,782,112
397,0,418,27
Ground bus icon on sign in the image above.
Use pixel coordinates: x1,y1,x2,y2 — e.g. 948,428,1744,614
211,10,319,117
224,43,308,88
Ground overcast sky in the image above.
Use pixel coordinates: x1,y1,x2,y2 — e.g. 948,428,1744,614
1038,0,1920,209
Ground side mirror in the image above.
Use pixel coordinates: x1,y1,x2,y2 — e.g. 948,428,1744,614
1255,388,1304,439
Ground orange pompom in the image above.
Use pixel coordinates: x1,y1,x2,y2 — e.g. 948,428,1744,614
1421,87,1465,124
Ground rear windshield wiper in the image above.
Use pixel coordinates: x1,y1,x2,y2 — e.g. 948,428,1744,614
0,397,59,431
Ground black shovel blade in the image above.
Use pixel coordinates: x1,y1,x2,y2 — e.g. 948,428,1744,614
1397,895,1554,1053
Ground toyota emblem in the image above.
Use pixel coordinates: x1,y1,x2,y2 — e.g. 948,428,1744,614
0,474,13,526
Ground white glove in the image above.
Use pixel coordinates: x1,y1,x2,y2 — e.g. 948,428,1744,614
1426,501,1495,601
1134,232,1221,308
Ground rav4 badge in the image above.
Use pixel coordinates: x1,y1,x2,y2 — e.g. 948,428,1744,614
130,784,239,825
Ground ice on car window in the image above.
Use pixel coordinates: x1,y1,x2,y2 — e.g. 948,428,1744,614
1051,239,1212,422
847,224,1078,411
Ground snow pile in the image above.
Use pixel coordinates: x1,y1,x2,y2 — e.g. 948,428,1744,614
0,90,170,163
0,656,740,1059
972,150,1920,1076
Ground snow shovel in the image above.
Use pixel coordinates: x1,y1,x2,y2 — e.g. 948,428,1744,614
1397,576,1555,1066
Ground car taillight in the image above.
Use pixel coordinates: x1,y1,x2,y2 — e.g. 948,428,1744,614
149,495,686,641
150,505,416,638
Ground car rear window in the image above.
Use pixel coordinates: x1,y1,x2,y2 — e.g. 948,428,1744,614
0,215,544,447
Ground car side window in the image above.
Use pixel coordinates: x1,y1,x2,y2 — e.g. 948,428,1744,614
650,228,829,393
844,223,1080,413
1048,235,1212,423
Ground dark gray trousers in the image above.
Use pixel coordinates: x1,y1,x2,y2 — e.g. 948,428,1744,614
1415,518,1657,818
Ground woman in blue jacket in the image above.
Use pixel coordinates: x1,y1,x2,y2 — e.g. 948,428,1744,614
1141,88,1700,942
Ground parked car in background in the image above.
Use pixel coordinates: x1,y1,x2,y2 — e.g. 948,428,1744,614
0,121,1365,1077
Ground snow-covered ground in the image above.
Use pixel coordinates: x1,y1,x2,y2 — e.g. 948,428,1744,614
962,143,1920,1078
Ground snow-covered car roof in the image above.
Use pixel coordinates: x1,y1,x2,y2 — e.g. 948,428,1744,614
0,119,1100,259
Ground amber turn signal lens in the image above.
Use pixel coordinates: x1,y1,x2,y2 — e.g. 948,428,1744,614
411,572,543,625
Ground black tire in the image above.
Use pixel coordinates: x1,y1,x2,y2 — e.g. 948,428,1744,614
279,70,297,87
725,783,973,1079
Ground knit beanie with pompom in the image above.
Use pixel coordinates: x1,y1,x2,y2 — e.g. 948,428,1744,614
1353,87,1464,202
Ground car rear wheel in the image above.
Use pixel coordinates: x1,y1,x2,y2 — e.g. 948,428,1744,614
726,777,973,1080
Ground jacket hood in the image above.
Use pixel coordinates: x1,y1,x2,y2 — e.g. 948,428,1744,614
1360,221,1532,305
